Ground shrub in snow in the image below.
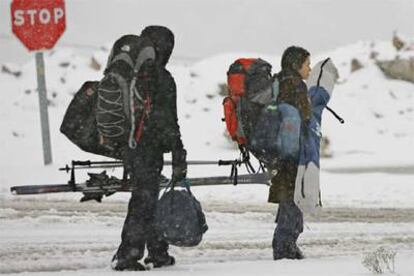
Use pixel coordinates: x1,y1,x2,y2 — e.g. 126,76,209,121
90,57,101,71
351,58,363,72
217,83,228,97
362,246,396,274
392,32,405,51
1,64,22,77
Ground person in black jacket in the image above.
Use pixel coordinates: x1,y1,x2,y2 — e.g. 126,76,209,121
268,46,311,260
112,26,187,271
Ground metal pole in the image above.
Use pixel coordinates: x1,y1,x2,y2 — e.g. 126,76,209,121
35,52,52,165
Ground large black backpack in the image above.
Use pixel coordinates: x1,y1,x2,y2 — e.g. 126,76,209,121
61,35,156,159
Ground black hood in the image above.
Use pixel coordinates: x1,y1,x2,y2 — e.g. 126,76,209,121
141,26,174,67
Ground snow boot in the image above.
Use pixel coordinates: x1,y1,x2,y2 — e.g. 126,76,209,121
294,245,305,260
273,242,305,260
144,253,175,268
111,253,147,271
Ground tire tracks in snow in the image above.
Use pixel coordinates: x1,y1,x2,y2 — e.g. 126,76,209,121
2,199,414,223
1,199,414,273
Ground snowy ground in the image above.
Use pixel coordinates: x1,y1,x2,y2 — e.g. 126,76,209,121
1,197,414,275
1,25,414,275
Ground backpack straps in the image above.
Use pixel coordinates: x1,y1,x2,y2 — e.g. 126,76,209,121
238,145,255,174
133,89,151,144
128,46,156,149
110,52,135,69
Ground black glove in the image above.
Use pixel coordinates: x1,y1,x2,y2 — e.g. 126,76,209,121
172,148,187,183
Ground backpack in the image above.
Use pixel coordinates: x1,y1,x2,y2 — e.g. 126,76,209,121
60,81,124,159
250,102,301,164
60,35,156,159
96,35,156,153
154,181,208,247
223,58,276,163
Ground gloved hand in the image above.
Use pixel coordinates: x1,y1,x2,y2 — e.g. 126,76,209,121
172,161,187,183
172,148,187,183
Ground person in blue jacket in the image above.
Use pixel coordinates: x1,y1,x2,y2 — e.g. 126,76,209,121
268,46,312,260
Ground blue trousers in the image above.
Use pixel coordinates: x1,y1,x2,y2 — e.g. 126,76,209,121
272,199,303,251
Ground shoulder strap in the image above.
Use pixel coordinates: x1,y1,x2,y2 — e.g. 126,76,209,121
128,47,156,149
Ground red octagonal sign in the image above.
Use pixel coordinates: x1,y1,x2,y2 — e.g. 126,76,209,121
11,0,66,51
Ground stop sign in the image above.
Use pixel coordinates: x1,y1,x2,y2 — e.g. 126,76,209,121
11,0,66,51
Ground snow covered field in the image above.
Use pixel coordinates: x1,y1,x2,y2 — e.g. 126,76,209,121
1,39,413,275
1,1,414,273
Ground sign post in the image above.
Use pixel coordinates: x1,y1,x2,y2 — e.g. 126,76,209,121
35,52,52,165
11,0,66,165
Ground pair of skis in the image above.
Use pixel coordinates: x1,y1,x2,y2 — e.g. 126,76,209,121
10,159,270,202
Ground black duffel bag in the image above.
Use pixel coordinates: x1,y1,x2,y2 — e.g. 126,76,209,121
154,180,208,247
60,81,125,160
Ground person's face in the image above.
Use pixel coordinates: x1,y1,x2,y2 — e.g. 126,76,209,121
298,56,311,80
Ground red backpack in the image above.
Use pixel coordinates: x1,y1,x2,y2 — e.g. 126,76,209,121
223,58,274,150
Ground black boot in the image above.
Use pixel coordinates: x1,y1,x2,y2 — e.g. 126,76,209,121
111,252,147,271
273,248,296,260
293,244,305,260
144,253,175,268
273,242,305,260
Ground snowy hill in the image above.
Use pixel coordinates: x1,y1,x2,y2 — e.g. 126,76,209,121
0,40,414,197
1,41,414,275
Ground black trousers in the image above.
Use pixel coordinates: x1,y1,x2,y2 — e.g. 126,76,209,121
116,145,168,261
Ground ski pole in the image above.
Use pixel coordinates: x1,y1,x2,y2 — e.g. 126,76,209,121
59,160,222,172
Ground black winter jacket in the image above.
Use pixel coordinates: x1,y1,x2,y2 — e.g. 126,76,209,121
140,26,186,169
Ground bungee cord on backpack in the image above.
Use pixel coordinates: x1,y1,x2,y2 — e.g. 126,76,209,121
96,73,128,139
96,41,156,150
